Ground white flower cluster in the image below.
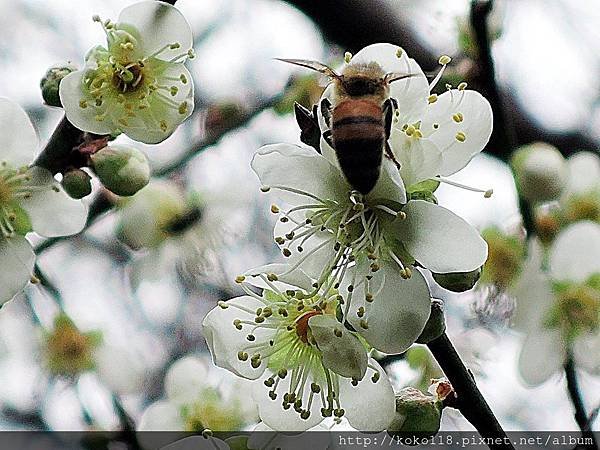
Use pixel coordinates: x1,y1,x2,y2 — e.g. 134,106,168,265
202,44,494,431
0,2,196,306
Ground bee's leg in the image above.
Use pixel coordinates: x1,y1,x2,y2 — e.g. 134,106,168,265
294,102,321,153
383,98,401,169
320,98,333,129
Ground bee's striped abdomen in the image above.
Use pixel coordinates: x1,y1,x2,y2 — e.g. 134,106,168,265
332,99,385,194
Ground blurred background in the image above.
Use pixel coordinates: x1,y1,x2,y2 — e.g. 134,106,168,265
0,0,599,434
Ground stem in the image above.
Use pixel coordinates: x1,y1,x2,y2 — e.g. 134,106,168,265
565,356,598,449
470,0,516,156
427,333,515,450
33,115,84,175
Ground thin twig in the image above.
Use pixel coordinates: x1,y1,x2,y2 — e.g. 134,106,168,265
427,333,515,450
565,356,598,449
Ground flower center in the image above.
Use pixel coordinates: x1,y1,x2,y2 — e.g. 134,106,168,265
182,388,245,432
546,282,600,340
223,276,384,422
79,16,194,133
0,162,39,238
112,62,144,93
263,186,410,330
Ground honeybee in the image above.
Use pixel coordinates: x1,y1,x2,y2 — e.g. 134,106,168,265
278,58,413,194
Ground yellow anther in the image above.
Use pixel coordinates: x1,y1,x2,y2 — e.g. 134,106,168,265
271,205,280,214
344,52,352,63
79,100,88,109
178,102,188,115
235,275,246,283
455,131,466,142
438,55,452,65
396,48,404,58
484,189,493,198
452,113,464,123
458,82,468,90
428,94,438,104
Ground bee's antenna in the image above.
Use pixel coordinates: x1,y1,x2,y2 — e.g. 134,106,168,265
384,72,418,83
275,58,341,80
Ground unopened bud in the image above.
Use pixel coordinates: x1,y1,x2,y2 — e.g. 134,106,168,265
91,145,150,196
388,387,442,438
511,142,567,202
40,64,76,107
432,267,482,292
61,168,92,199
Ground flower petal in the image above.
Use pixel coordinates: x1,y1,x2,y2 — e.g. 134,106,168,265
0,236,34,305
350,44,429,124
252,372,323,431
395,200,488,273
573,333,600,375
549,221,600,282
420,90,493,176
243,263,314,293
389,131,442,187
202,296,270,380
343,264,431,354
0,98,38,167
366,157,407,205
118,1,193,59
518,328,565,386
511,239,553,332
20,167,87,238
565,152,600,194
138,400,184,431
252,144,348,206
308,314,367,380
164,356,208,405
59,71,115,135
122,64,194,144
248,422,330,450
338,358,395,431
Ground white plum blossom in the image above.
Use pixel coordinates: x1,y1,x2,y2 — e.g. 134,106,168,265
60,1,194,144
202,272,396,432
318,43,493,194
0,98,87,304
252,141,484,333
512,221,600,386
117,179,246,288
138,355,257,432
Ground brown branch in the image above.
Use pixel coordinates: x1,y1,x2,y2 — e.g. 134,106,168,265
428,333,515,450
565,357,598,449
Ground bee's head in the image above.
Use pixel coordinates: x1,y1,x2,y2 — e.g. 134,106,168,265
339,62,387,98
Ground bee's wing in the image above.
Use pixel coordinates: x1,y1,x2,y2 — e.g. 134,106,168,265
275,58,341,79
384,72,419,83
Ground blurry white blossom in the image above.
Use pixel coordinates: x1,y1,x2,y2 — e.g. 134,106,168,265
0,98,87,304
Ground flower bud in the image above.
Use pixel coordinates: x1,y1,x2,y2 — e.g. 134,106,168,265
388,387,442,438
511,142,567,202
432,268,481,292
416,299,446,344
61,168,92,199
40,64,76,107
91,145,150,196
